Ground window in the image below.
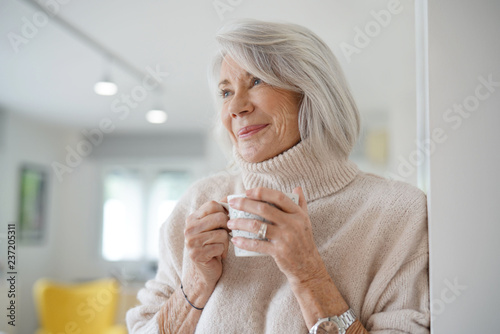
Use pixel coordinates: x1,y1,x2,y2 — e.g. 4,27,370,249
101,166,193,262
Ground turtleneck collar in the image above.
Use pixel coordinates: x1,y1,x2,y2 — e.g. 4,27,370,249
233,141,359,202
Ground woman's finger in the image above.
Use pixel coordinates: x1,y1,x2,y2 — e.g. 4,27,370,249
245,187,299,213
186,211,229,236
231,236,273,255
186,229,229,249
292,186,308,213
194,200,228,219
228,196,284,225
221,232,230,259
227,218,274,241
190,243,225,262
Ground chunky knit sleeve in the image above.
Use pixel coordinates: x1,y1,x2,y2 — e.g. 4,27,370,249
366,253,430,333
125,171,235,333
363,181,430,333
125,189,191,333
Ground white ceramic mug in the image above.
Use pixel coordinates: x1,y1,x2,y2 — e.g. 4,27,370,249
219,193,299,257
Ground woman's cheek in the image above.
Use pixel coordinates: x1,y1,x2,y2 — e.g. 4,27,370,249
274,114,289,140
221,115,238,145
221,111,231,133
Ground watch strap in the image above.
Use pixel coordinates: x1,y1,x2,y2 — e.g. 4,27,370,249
331,308,356,334
309,308,356,334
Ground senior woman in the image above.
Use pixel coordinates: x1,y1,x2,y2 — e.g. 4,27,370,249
127,19,429,334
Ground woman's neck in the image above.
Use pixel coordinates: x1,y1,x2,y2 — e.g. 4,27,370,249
233,141,358,202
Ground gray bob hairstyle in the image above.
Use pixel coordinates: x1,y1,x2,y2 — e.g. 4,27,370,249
209,19,360,161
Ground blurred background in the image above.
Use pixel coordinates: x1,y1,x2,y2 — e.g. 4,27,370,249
1,0,498,333
0,1,419,332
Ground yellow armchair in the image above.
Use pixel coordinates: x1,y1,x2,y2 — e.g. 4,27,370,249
34,278,127,334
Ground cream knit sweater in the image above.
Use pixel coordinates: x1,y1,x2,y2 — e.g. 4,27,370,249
127,141,430,333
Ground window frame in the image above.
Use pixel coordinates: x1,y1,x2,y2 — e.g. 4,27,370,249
98,157,205,263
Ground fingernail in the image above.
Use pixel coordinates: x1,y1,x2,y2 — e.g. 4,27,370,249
228,198,236,206
227,220,234,229
245,189,253,196
231,237,240,246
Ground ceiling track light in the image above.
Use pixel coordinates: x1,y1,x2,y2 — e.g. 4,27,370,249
94,80,117,96
94,57,118,96
146,90,168,124
146,109,168,124
20,0,163,96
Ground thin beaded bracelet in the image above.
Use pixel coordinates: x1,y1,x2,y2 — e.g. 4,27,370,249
180,283,204,311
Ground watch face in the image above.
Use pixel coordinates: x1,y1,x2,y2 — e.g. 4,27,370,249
316,320,339,334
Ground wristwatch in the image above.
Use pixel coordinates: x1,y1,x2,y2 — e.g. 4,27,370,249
308,308,356,334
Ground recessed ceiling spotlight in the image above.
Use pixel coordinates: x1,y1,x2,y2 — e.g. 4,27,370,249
146,109,168,124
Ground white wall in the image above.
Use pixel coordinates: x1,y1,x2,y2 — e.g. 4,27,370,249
384,2,418,188
0,112,217,333
0,111,72,334
336,1,419,186
428,0,500,332
52,132,212,284
51,156,109,282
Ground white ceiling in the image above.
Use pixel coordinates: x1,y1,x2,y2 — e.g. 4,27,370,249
0,0,416,134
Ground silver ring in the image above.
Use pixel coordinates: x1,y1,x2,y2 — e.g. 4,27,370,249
257,223,267,240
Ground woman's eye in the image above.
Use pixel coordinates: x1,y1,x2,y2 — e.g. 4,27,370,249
219,90,230,98
253,78,262,86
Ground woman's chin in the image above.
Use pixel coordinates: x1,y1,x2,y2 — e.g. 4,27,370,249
237,146,272,163
240,152,267,163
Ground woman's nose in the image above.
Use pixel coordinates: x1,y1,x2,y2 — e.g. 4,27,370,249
228,92,254,118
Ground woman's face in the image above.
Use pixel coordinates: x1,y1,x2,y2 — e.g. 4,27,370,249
219,57,301,163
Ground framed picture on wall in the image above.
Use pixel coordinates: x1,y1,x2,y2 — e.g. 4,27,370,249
18,164,49,243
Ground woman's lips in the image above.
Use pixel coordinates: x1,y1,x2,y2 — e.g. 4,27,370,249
237,124,269,138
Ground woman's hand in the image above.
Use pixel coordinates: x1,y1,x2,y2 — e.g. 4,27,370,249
226,187,366,331
183,200,230,304
226,187,327,285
